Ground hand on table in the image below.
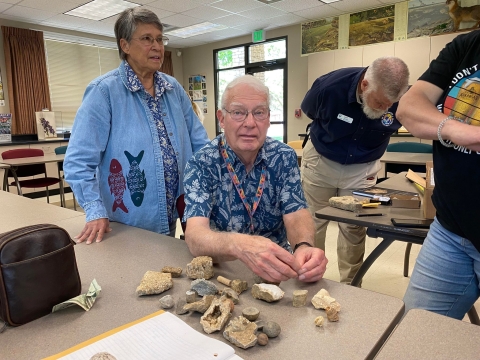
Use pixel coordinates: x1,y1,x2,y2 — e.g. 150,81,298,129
75,218,111,245
294,246,328,282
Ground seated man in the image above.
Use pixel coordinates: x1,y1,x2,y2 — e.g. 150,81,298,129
183,75,328,283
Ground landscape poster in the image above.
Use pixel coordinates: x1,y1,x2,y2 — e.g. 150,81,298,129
408,0,452,38
301,17,339,55
349,5,395,47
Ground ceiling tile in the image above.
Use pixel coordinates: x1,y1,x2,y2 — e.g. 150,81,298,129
264,13,308,29
0,3,13,12
16,0,77,13
210,27,248,39
211,14,251,27
148,0,201,13
269,0,328,12
294,4,342,20
141,6,176,21
40,14,101,29
0,0,21,4
170,37,208,47
238,5,287,20
329,0,383,12
181,5,232,21
193,0,223,4
210,0,265,13
2,5,55,21
234,19,273,32
160,13,202,27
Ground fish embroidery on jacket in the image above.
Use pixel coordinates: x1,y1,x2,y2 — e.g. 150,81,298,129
125,150,147,207
108,158,128,213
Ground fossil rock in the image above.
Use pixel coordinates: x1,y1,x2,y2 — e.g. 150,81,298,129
159,295,175,309
311,288,341,312
292,289,308,307
255,320,266,331
242,307,260,321
251,283,284,302
90,352,117,360
136,271,173,296
314,316,325,327
221,288,240,304
191,279,218,296
328,196,363,212
200,296,232,334
223,316,258,349
186,256,214,279
175,298,189,315
161,266,183,278
183,294,215,314
263,321,281,338
253,274,280,286
217,276,248,294
186,290,197,303
257,333,268,346
326,306,339,322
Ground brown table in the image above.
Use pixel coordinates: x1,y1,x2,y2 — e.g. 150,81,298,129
0,194,405,360
375,309,480,359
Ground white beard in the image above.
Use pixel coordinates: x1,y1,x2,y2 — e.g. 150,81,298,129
362,103,386,119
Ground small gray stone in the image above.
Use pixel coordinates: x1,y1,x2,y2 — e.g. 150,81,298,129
255,320,266,331
186,290,197,303
221,288,240,304
264,321,281,338
257,333,268,346
242,307,260,321
191,278,218,296
159,295,175,309
175,298,189,315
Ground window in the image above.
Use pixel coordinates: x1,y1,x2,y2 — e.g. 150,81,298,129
214,37,287,142
44,40,120,133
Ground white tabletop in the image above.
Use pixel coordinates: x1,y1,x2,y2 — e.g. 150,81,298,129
375,309,480,359
0,195,405,360
380,152,432,165
0,153,65,166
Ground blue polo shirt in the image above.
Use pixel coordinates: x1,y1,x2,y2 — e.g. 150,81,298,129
301,67,401,165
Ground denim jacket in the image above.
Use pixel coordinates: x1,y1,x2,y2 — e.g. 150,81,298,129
64,61,209,234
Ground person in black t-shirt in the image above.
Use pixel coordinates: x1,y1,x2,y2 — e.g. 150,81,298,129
397,30,480,320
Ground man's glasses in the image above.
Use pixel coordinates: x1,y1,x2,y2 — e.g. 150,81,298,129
132,35,169,46
223,107,270,122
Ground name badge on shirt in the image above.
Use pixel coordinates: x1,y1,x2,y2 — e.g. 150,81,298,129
337,113,353,124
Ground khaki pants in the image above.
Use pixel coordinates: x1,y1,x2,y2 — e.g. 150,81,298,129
300,140,381,284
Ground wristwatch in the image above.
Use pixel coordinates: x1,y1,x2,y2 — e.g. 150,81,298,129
293,242,313,253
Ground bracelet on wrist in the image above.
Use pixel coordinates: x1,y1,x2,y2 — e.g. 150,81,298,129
293,242,313,253
437,116,454,148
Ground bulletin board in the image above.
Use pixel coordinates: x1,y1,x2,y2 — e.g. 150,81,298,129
188,75,207,114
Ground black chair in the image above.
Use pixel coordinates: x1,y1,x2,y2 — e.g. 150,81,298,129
383,142,433,178
55,146,77,210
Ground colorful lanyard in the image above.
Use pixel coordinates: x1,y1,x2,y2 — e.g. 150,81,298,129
219,137,267,234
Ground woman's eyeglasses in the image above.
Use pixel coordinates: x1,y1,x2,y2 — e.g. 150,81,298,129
132,35,169,46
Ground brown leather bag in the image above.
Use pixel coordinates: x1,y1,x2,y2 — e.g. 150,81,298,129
0,224,81,327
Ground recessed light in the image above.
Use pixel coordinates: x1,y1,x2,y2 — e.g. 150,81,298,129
319,0,341,3
65,0,140,21
165,22,227,39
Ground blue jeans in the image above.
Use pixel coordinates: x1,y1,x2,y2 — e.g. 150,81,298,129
403,217,480,319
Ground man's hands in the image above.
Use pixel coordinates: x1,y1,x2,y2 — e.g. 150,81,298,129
75,218,112,244
294,245,328,282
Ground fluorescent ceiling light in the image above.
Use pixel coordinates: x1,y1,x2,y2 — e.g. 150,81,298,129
256,0,284,4
65,0,140,21
165,22,227,38
319,0,341,3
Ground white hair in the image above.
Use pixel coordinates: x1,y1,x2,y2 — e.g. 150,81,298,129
364,57,410,102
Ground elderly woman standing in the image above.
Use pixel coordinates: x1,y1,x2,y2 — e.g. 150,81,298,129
64,8,209,244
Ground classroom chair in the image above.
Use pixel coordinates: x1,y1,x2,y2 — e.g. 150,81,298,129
55,145,77,210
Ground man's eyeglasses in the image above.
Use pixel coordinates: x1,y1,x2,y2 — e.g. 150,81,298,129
132,35,169,46
223,107,270,122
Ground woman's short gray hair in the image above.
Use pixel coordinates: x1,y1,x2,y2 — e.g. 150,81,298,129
364,56,410,102
220,75,270,110
114,8,163,60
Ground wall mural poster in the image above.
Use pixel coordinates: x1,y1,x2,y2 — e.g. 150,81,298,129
301,17,339,55
349,5,395,47
189,75,207,114
408,0,454,38
0,113,12,142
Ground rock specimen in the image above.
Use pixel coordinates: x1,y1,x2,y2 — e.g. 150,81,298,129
183,295,215,314
255,320,266,331
186,256,214,279
221,288,240,304
90,353,117,360
311,288,341,312
161,266,182,278
200,296,233,334
242,307,260,321
251,283,284,302
159,295,175,309
185,290,197,303
252,274,280,286
257,333,268,346
292,289,308,307
217,276,248,294
328,196,364,212
325,306,339,322
136,271,173,296
314,316,325,327
263,321,281,338
223,316,258,349
191,279,218,296
175,298,188,315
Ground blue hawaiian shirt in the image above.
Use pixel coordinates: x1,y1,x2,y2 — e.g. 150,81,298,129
183,135,308,252
125,63,179,225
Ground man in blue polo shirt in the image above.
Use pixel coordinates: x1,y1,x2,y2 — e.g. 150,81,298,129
183,75,328,284
301,57,409,284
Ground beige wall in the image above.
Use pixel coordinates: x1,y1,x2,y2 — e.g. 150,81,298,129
182,24,311,141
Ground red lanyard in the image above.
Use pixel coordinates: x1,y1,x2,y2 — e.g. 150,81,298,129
219,137,266,234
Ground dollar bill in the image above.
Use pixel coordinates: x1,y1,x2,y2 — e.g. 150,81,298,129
52,279,102,313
